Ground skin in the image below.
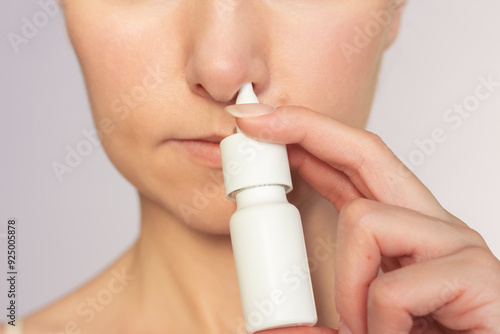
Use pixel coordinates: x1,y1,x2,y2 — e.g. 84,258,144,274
7,0,500,333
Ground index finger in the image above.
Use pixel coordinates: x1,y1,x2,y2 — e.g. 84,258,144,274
234,104,448,219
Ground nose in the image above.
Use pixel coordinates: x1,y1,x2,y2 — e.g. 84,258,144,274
184,1,269,103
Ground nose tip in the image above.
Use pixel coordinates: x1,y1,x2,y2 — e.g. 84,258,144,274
190,83,238,104
187,57,249,103
184,4,269,104
187,52,265,104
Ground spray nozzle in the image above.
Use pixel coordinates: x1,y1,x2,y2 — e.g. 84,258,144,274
220,83,292,200
233,82,259,133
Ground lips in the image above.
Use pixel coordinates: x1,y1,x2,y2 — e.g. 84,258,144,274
168,136,228,169
194,135,227,143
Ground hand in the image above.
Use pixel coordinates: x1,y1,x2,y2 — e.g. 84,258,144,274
225,103,500,334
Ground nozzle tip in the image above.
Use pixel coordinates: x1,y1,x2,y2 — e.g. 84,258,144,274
236,82,260,105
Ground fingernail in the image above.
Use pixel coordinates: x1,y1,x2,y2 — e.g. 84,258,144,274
225,103,276,118
339,318,352,334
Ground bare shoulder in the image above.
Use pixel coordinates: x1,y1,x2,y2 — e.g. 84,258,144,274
21,286,89,334
21,249,135,334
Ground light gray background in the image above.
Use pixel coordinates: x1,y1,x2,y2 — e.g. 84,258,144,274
1,0,499,319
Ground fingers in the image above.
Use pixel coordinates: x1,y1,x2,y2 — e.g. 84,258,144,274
367,246,500,333
334,199,488,334
287,144,364,211
225,103,500,333
231,104,449,220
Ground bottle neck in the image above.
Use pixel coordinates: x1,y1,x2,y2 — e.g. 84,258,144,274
235,185,288,209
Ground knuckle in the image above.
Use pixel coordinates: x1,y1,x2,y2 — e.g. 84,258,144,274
459,246,500,271
343,130,390,176
364,130,389,152
339,198,379,230
368,275,400,310
461,226,488,247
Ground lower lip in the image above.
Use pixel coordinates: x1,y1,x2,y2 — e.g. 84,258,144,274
169,140,222,169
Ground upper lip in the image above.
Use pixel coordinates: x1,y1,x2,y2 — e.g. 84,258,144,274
196,135,227,143
176,134,230,143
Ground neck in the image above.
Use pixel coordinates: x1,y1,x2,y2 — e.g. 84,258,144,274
122,186,339,333
128,195,243,333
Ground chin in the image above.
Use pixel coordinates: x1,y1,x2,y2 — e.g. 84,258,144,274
138,171,238,235
173,195,237,235
164,168,237,235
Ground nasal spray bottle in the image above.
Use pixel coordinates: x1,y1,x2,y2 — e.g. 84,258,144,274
220,83,317,333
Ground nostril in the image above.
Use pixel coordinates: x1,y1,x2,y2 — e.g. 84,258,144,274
193,82,242,104
194,83,209,97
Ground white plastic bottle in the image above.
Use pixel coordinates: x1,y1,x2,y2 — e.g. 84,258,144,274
220,83,317,333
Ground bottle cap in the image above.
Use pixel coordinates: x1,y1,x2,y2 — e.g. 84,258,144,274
220,83,293,200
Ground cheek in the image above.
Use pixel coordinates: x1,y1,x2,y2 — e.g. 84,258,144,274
269,3,390,127
65,4,183,149
64,4,237,234
67,9,142,135
62,1,393,234
64,5,169,193
321,20,386,126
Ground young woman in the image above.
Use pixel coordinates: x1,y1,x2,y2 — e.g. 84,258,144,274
4,0,500,333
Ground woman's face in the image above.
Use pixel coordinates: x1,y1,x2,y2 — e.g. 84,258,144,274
63,0,404,234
